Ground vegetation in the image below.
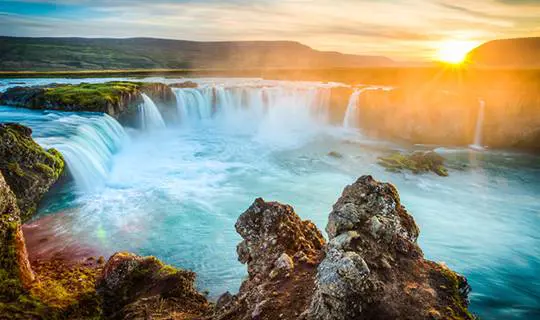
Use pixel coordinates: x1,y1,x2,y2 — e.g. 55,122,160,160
0,124,65,222
0,36,392,72
42,82,141,111
378,151,449,176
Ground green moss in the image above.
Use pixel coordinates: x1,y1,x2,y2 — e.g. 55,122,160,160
42,81,142,111
378,151,449,177
438,265,476,320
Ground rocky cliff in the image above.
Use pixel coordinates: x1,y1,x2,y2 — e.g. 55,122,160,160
353,87,540,151
0,82,176,124
0,123,64,222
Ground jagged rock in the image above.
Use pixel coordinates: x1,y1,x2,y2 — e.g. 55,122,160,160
0,123,64,222
307,175,474,320
97,252,210,319
0,171,34,292
215,198,325,320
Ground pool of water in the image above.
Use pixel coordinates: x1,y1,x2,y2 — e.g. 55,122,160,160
1,78,539,319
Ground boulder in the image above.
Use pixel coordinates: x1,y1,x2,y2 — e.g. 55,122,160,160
0,123,64,222
215,198,325,320
97,252,210,319
307,175,473,320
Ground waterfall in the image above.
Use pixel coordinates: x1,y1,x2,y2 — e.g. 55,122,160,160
470,100,485,150
172,85,330,126
0,106,129,192
343,90,363,129
138,93,166,130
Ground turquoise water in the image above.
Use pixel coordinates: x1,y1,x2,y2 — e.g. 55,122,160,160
1,78,539,319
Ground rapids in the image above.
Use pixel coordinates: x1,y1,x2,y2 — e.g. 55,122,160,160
1,78,539,319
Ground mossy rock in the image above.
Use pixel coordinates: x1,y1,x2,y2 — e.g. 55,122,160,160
0,81,176,122
97,252,209,319
0,123,65,222
378,151,449,177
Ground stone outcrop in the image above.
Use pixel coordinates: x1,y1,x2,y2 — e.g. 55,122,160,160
171,81,199,88
0,123,64,222
97,252,210,319
0,81,176,123
0,171,34,291
307,176,473,320
214,198,325,320
378,151,449,177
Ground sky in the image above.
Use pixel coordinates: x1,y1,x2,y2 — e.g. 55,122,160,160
1,0,539,61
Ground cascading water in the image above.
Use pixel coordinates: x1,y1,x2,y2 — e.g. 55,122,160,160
172,84,333,147
470,100,485,150
0,107,128,192
139,93,166,130
343,89,363,129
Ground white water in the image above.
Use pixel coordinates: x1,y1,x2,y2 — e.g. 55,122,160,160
470,100,486,150
0,108,128,192
139,93,166,130
2,78,540,320
173,85,333,148
343,89,363,129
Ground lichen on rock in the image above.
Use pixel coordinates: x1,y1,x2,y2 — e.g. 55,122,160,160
378,151,449,176
0,123,65,222
307,175,474,320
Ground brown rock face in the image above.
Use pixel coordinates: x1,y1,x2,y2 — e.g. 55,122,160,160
215,198,325,320
0,171,34,290
307,175,473,320
97,252,210,320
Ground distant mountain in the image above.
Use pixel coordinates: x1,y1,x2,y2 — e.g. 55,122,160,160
0,37,394,71
467,37,540,68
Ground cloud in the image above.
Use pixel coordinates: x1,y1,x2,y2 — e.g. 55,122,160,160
0,0,539,60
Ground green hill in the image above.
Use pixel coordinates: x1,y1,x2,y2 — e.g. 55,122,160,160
0,37,394,71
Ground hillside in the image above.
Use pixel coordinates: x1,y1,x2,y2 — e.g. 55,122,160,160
0,37,394,71
467,37,540,68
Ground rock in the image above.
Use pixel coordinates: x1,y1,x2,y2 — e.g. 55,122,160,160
97,252,210,319
378,151,449,177
235,198,325,280
307,175,474,320
0,171,34,291
215,198,325,320
327,151,343,159
171,81,199,88
0,81,176,123
0,123,65,222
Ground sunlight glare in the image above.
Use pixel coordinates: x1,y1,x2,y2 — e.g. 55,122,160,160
436,40,479,64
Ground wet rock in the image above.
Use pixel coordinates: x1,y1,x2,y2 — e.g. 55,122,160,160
0,123,64,222
378,151,449,177
327,151,343,159
171,81,199,88
97,252,210,319
307,175,474,320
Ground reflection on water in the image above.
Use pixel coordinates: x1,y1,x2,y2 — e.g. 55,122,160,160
1,78,539,319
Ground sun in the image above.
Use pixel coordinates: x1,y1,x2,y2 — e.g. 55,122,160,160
435,40,479,64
